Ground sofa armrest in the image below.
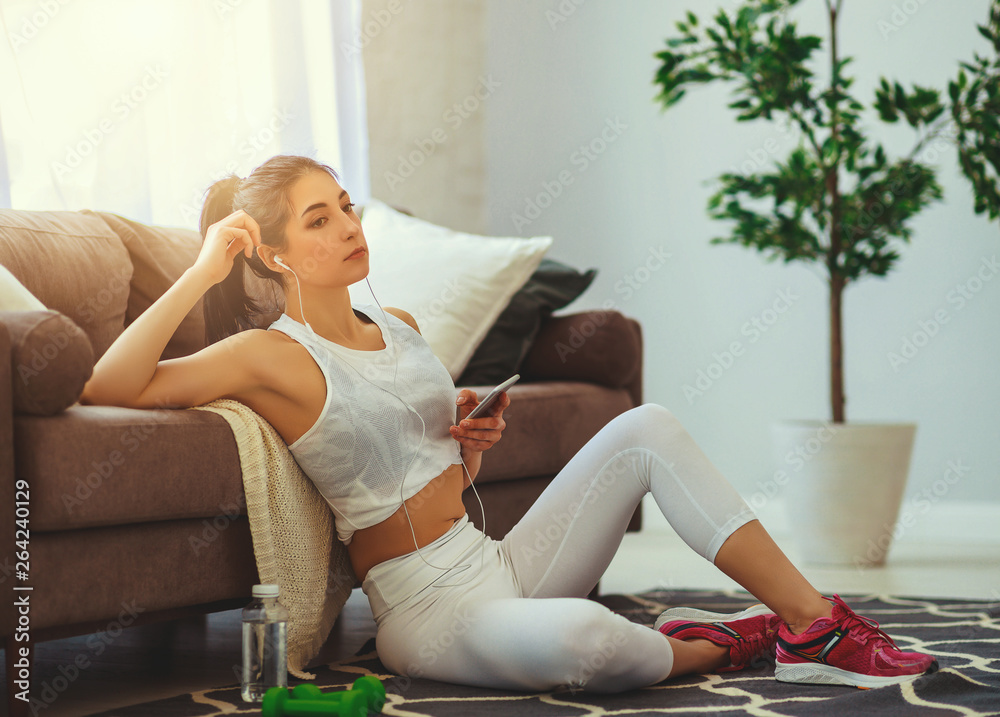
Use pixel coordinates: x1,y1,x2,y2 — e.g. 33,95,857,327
0,310,94,416
520,310,643,405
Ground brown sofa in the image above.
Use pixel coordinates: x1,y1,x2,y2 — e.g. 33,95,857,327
0,209,643,712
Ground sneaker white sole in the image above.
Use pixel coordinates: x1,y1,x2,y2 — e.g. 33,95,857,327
653,602,773,632
775,660,932,689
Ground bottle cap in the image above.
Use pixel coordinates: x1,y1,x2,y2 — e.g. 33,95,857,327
252,584,280,598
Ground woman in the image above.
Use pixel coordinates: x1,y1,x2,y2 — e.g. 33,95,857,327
81,155,936,693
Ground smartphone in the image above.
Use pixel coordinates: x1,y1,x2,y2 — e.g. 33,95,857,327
464,374,520,419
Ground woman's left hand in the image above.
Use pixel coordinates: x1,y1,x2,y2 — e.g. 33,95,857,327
450,388,509,452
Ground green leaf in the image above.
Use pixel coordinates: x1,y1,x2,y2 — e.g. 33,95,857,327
894,82,909,112
666,36,696,48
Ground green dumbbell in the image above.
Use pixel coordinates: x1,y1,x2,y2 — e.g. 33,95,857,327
261,676,386,717
291,677,385,712
299,676,385,712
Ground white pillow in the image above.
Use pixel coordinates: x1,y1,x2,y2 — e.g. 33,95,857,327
0,264,46,311
351,200,552,380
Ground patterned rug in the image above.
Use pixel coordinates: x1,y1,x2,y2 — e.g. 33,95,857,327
92,590,1000,716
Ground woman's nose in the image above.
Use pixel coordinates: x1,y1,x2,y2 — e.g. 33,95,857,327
336,213,358,240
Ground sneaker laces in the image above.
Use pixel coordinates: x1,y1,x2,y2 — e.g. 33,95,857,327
830,595,900,650
724,621,775,670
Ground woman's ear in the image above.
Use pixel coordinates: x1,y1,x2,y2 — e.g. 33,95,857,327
256,244,283,272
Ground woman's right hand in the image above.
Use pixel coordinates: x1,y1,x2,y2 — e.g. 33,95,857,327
192,209,263,286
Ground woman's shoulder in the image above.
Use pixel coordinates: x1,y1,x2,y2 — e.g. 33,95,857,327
215,327,317,388
214,326,300,357
382,306,420,334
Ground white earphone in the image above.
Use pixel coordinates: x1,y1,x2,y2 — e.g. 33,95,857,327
274,256,315,333
272,252,486,586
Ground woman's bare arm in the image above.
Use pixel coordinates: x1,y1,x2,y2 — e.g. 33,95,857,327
80,210,261,408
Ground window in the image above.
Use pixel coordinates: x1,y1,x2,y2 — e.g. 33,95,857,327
0,0,369,226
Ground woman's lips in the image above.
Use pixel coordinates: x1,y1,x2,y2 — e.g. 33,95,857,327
345,247,366,260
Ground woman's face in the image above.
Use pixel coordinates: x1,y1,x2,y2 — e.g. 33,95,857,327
273,170,368,288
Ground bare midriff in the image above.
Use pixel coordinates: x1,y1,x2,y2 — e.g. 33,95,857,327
346,462,468,582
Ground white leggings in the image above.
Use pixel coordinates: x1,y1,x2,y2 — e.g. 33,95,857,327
362,404,756,693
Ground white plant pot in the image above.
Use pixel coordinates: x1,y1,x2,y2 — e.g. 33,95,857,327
770,421,916,567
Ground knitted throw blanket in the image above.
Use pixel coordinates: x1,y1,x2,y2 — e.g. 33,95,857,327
193,399,357,679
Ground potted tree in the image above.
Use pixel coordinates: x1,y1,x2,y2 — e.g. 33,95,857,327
653,0,1000,565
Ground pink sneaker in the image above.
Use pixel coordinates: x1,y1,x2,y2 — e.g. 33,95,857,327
655,603,781,672
775,595,938,689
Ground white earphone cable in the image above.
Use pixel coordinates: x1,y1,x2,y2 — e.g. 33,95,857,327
366,277,487,588
279,256,485,587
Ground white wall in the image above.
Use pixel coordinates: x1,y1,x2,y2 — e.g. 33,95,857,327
362,0,488,233
363,0,999,517
481,0,999,514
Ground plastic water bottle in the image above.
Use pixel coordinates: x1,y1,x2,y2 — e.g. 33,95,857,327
241,584,289,702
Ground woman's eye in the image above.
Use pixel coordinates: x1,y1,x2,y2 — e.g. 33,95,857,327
343,202,356,213
311,216,327,228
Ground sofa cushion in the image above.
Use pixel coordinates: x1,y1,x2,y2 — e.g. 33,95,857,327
1,310,93,415
91,211,286,356
19,405,245,532
461,381,635,485
0,210,132,358
521,311,641,389
22,383,633,532
90,211,207,360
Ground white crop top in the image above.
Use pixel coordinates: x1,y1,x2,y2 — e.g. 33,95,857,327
268,306,462,545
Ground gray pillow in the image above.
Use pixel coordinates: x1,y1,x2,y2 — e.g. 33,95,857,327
457,259,596,386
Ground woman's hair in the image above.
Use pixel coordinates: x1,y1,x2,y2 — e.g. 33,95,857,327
200,155,339,345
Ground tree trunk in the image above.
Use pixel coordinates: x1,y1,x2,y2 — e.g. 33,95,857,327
827,0,846,424
829,274,846,423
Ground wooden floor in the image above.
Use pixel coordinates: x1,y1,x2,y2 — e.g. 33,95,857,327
1,590,377,717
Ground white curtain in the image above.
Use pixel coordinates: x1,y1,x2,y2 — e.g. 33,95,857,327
0,0,369,227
